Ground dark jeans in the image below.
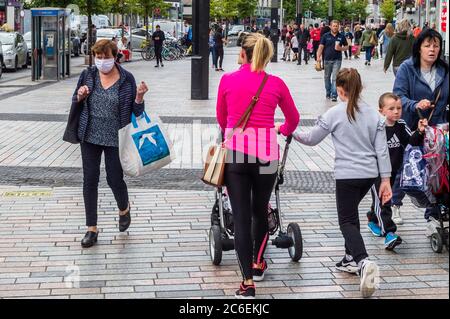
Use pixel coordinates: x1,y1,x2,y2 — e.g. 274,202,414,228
225,151,278,280
81,142,129,227
365,45,374,62
214,46,224,69
368,176,397,235
155,45,163,65
209,47,216,66
336,178,376,264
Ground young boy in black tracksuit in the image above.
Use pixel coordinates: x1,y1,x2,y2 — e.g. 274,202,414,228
367,93,427,250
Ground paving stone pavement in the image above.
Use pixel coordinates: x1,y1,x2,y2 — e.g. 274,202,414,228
0,46,448,299
0,187,448,299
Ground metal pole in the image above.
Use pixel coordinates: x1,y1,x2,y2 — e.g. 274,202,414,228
271,0,279,62
426,0,431,25
328,0,333,23
280,0,283,29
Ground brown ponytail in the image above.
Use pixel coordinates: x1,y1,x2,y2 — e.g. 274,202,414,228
336,68,363,122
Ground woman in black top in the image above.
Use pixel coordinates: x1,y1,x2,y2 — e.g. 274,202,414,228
214,28,226,71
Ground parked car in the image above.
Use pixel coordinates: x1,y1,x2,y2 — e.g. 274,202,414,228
0,40,3,78
23,31,32,65
96,28,130,43
0,31,28,71
228,25,245,37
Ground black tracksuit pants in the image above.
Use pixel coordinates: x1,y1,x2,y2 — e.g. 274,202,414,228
368,175,397,235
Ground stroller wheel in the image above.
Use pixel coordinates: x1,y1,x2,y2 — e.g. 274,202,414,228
209,225,223,265
431,232,444,253
287,223,303,262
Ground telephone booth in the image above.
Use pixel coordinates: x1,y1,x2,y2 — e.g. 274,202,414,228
31,8,70,81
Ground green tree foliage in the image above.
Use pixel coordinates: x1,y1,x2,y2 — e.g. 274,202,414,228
380,0,396,22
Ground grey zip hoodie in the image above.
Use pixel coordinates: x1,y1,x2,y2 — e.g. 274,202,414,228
293,101,391,180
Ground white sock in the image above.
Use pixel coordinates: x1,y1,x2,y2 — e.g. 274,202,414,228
345,254,353,261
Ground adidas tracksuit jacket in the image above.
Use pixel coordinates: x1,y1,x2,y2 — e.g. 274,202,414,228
368,120,424,235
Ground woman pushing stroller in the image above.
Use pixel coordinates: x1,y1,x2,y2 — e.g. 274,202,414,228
216,32,299,299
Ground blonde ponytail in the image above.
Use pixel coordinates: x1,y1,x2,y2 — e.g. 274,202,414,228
241,33,274,72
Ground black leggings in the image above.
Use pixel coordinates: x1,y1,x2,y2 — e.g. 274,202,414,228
368,175,397,235
155,45,163,65
214,46,224,69
225,151,278,280
81,142,129,227
335,178,376,264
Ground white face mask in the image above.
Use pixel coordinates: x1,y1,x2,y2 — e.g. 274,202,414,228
95,58,115,74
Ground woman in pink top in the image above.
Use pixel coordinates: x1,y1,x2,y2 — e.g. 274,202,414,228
216,33,300,299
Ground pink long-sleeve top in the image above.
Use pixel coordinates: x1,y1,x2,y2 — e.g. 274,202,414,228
216,63,300,162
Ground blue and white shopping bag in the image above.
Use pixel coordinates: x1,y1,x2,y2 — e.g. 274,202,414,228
119,111,174,177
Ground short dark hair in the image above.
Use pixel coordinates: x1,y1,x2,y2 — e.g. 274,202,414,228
314,23,319,28
156,25,160,28
413,28,449,72
378,93,400,109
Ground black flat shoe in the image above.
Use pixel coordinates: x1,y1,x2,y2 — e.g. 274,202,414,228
81,231,98,248
119,206,131,232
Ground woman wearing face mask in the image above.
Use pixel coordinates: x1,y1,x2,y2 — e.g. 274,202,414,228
73,39,149,248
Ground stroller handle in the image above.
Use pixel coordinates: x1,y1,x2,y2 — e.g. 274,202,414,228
285,135,293,145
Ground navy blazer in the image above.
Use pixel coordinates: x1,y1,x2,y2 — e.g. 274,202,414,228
72,64,145,143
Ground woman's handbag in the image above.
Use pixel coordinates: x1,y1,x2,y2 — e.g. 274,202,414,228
369,32,378,46
62,98,83,144
201,74,269,187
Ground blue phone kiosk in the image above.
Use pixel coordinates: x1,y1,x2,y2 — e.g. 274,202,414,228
31,8,71,81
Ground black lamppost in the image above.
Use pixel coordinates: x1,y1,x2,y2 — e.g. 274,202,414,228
191,0,210,100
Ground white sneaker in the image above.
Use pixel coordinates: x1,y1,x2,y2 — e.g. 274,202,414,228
426,217,441,237
392,205,403,225
359,259,380,298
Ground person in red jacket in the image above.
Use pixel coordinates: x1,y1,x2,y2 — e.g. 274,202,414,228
310,23,321,61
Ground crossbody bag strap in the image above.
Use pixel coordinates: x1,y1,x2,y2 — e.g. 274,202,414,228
224,73,269,142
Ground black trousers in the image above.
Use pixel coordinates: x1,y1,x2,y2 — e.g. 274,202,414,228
335,178,376,264
225,151,278,280
312,40,320,60
155,45,163,65
368,175,397,235
298,44,309,64
214,46,224,69
81,142,129,227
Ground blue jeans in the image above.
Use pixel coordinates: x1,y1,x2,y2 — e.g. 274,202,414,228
209,46,216,66
324,60,342,98
365,46,374,62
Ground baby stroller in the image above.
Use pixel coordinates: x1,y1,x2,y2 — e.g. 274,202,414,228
401,123,449,253
208,135,303,265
